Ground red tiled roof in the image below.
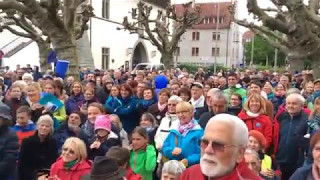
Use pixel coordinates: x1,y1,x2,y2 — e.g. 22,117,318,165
174,2,233,30
243,30,255,40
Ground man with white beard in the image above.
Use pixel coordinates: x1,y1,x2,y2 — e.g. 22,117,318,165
180,114,262,180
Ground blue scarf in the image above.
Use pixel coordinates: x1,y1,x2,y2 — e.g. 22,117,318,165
308,114,320,133
141,99,156,110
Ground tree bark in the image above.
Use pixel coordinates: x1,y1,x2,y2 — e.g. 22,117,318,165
51,35,79,80
161,52,174,69
37,41,51,72
288,56,304,74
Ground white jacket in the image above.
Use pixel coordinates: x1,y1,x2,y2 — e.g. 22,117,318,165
154,113,179,162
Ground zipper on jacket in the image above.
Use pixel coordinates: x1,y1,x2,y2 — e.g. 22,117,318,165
285,116,293,148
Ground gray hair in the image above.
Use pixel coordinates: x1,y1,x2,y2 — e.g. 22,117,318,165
168,95,182,103
286,88,301,97
162,160,186,176
286,93,305,105
245,149,260,161
206,114,249,147
22,73,34,80
207,88,221,97
211,91,227,102
37,115,54,135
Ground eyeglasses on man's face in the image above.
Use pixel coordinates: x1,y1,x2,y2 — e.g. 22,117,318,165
200,138,237,152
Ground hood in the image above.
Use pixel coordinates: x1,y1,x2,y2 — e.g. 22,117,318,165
154,75,168,89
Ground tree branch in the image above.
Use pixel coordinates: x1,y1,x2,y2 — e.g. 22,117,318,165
309,0,320,14
0,1,31,14
0,25,33,38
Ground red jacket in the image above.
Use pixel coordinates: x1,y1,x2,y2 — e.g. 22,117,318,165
126,167,142,180
180,160,262,180
50,157,91,180
238,110,272,150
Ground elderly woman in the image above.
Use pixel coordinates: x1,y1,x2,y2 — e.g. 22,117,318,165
238,93,273,150
290,130,320,180
148,88,170,124
18,115,58,180
48,137,91,179
162,102,203,167
161,160,186,180
53,111,89,153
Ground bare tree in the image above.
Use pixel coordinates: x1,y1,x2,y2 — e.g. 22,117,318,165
0,0,94,78
233,0,320,77
118,1,202,69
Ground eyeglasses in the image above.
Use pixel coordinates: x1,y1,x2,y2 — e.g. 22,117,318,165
176,110,190,114
168,104,177,107
62,147,75,155
200,139,237,152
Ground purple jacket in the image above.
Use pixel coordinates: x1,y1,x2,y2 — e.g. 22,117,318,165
65,94,85,115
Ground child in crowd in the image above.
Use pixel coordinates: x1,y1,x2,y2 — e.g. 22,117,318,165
12,106,36,145
130,127,156,180
104,85,121,112
110,114,129,148
140,113,158,145
88,115,120,160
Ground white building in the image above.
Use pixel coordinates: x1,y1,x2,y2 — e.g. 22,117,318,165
173,0,243,67
0,0,169,70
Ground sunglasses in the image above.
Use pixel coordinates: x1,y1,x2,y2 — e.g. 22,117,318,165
62,147,75,155
200,139,237,152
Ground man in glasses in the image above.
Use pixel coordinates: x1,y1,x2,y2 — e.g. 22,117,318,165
180,114,262,180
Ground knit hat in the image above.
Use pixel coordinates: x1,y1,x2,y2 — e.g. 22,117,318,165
249,130,267,148
94,115,111,132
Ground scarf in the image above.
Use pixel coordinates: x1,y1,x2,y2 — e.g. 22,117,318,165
178,119,195,136
141,99,156,109
246,111,259,118
189,95,205,109
158,102,167,111
64,159,78,170
83,120,95,142
312,163,320,180
308,114,320,132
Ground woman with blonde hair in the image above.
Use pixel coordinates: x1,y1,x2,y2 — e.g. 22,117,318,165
49,137,91,179
302,81,314,100
65,81,85,115
238,93,273,150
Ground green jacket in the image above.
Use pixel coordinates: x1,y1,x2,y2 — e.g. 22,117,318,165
223,86,247,104
130,145,156,180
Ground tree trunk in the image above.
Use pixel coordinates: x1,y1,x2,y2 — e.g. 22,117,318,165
51,35,79,80
311,54,320,79
288,56,304,74
161,52,174,69
37,41,51,72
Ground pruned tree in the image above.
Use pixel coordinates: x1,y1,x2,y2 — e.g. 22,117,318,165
232,0,320,78
0,0,94,78
118,1,202,69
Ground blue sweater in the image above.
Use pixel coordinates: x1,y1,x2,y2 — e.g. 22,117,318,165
162,122,203,166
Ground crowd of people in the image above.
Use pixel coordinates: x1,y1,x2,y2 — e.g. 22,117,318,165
0,65,319,180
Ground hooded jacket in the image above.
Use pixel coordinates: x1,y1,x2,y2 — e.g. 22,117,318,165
12,120,36,145
65,94,85,115
238,110,273,150
179,160,262,180
50,157,91,180
162,120,203,166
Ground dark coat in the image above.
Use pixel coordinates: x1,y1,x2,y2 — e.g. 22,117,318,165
147,103,168,125
18,132,58,180
65,94,85,115
94,86,107,104
53,123,89,153
227,106,242,116
194,104,209,120
4,97,29,124
88,132,121,160
0,125,19,180
289,164,312,180
199,111,215,129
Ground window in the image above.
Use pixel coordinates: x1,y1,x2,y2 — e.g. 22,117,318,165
175,47,180,56
192,32,200,41
192,47,199,56
212,32,220,41
102,0,110,19
102,47,110,70
212,47,220,56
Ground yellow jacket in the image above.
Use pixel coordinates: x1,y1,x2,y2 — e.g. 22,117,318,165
261,154,272,171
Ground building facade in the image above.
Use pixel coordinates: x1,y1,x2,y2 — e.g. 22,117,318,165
173,1,242,67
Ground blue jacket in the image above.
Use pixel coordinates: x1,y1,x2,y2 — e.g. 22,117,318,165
276,111,308,165
289,164,312,180
65,94,84,115
109,96,138,134
162,121,203,166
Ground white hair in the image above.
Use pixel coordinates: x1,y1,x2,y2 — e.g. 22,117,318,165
37,115,54,135
22,73,33,80
207,88,221,96
206,113,249,147
168,95,182,103
162,160,186,176
244,148,260,160
286,93,305,105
